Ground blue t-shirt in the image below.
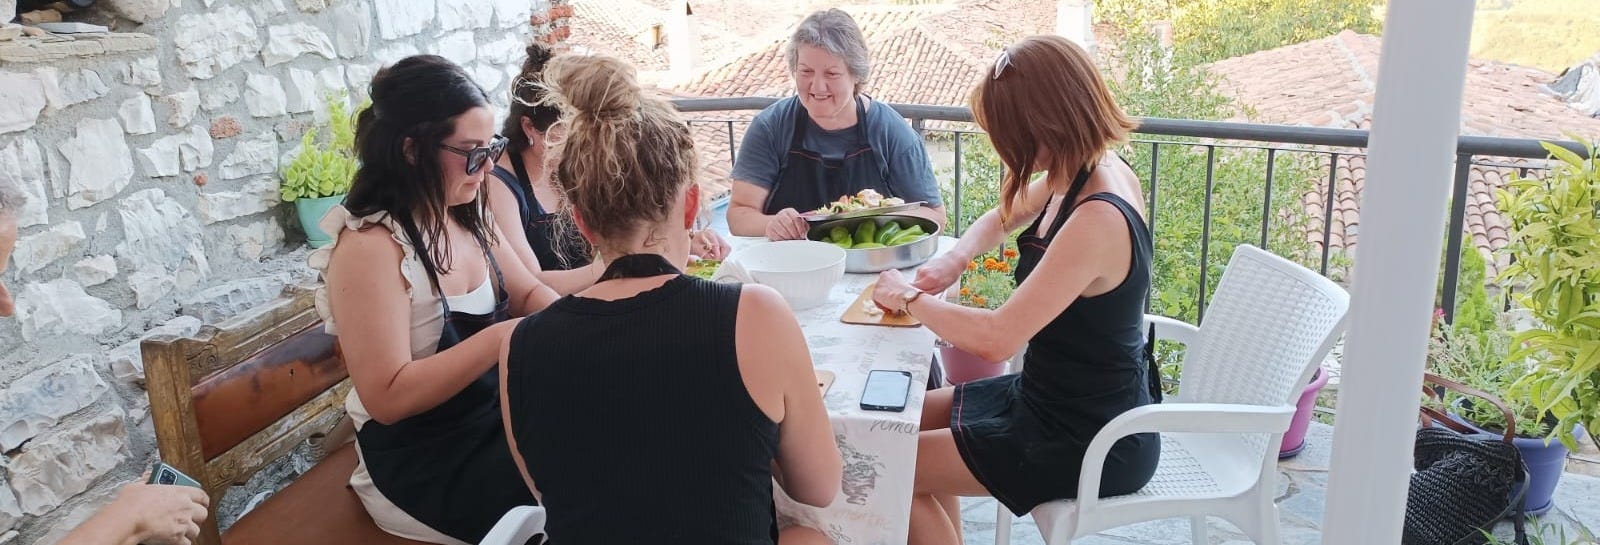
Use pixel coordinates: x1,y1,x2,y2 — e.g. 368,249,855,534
730,96,943,207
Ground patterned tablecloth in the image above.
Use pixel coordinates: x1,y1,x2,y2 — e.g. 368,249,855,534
725,236,956,545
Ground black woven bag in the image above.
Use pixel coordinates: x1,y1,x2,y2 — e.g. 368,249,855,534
1403,374,1529,545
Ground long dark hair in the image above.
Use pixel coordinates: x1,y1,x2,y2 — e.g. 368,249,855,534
345,54,495,293
504,42,562,155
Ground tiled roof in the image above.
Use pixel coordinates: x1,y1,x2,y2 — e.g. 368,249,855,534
1208,30,1600,277
566,0,752,80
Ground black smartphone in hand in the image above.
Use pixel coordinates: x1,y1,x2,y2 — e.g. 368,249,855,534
860,370,913,412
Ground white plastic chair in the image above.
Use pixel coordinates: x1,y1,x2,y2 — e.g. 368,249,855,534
479,505,547,545
994,244,1349,545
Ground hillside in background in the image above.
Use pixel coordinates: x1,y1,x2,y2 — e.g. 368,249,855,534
1471,0,1600,73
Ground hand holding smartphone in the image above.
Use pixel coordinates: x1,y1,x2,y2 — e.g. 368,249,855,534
148,461,203,488
860,369,912,412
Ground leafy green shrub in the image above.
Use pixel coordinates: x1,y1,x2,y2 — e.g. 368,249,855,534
1438,236,1499,333
1500,139,1600,450
1428,321,1549,438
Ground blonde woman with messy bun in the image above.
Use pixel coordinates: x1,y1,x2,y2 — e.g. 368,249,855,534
494,54,841,545
485,41,732,298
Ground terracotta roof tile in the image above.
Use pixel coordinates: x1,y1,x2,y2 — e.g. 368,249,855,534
1210,31,1600,277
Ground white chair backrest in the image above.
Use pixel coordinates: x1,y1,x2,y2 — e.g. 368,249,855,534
1175,245,1349,411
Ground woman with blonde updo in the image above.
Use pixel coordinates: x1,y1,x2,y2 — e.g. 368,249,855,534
494,53,841,545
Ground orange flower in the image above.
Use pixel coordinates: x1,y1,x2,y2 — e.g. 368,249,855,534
999,263,1011,273
1002,248,1018,259
973,296,988,307
967,261,979,271
960,287,971,297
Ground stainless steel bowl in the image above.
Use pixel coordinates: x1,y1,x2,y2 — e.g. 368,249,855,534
807,214,942,273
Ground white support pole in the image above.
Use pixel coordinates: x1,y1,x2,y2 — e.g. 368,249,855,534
1322,2,1475,543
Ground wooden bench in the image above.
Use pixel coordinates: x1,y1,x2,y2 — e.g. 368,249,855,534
144,287,427,545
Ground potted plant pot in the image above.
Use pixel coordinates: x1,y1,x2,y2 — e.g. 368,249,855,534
936,339,1009,385
294,194,344,248
1446,404,1578,517
1279,365,1330,458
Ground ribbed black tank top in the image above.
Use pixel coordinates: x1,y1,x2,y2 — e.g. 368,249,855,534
505,274,780,545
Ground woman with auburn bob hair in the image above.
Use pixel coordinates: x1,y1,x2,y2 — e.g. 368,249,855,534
869,35,1161,544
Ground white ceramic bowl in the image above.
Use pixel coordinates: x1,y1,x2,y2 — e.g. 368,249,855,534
713,240,846,310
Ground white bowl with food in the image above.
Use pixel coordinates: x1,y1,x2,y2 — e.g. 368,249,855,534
712,240,846,310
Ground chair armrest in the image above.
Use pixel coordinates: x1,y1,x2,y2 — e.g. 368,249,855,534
479,505,546,545
1145,314,1200,347
1073,403,1295,512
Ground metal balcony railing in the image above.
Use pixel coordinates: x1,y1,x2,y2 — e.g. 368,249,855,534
671,96,1594,325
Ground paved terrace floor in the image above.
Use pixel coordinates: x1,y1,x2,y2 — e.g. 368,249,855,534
958,423,1600,544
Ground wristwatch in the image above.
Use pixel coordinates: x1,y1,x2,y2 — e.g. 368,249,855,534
899,289,925,314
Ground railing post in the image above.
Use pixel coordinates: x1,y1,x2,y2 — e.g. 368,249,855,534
952,132,964,237
726,120,737,169
1440,153,1473,323
1146,142,1159,315
1321,153,1340,276
1260,148,1277,250
1147,143,1159,237
1197,145,1216,322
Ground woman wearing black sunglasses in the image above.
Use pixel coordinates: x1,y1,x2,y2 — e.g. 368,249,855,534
307,54,559,544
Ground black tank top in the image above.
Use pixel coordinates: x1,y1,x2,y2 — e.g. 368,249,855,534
504,256,780,545
490,152,593,271
1014,167,1161,427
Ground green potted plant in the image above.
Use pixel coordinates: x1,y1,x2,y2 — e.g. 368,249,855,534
1494,138,1600,510
280,93,362,248
1427,315,1569,515
937,242,1020,384
1499,139,1600,451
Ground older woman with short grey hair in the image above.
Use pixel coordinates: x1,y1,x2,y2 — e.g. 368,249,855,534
727,8,946,241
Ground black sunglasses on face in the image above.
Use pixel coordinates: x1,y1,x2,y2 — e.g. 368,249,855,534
439,135,509,176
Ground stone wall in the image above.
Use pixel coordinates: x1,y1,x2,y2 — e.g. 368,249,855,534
0,1,571,542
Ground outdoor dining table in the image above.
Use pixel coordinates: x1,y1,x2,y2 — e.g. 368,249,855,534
723,236,958,545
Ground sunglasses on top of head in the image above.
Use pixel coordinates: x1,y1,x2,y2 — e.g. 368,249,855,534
439,135,509,176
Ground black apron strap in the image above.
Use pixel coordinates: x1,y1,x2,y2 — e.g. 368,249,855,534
1043,166,1095,240
508,151,544,216
598,253,682,282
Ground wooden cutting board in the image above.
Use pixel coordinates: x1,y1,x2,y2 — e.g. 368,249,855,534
840,283,922,327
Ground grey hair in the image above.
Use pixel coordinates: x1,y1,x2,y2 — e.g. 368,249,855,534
786,9,872,93
0,175,22,222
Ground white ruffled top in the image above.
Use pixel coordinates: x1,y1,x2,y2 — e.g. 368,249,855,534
305,204,469,545
308,204,449,361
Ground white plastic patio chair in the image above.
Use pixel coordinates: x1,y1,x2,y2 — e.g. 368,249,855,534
479,505,546,545
993,244,1349,545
